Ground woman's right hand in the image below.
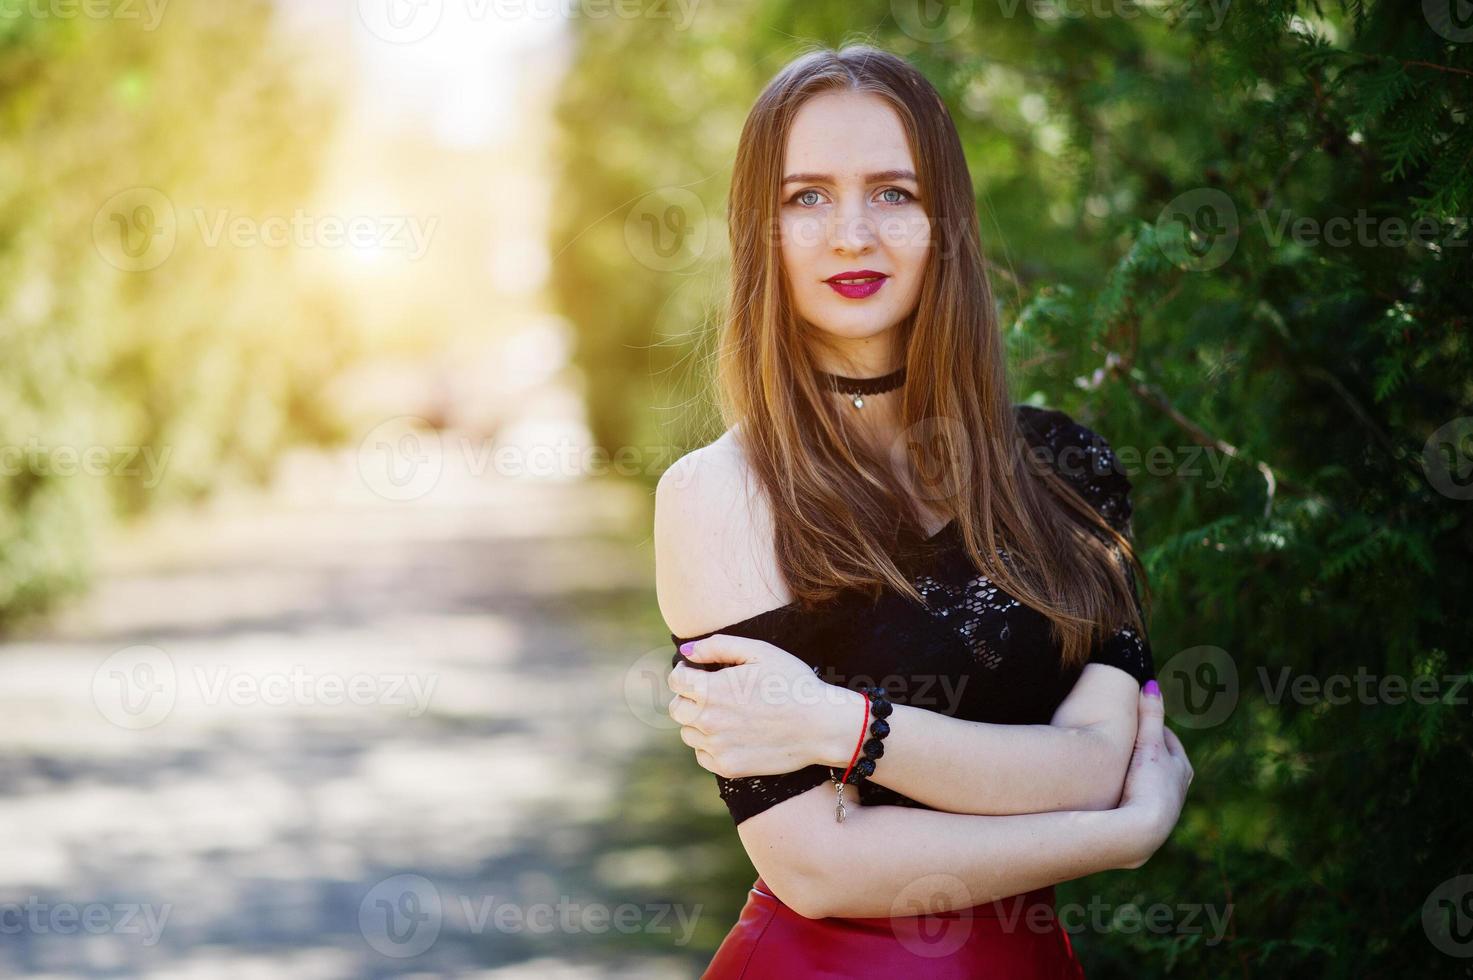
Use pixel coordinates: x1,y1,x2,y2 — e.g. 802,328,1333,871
1116,681,1194,869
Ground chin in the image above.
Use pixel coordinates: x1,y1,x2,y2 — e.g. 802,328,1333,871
807,314,901,341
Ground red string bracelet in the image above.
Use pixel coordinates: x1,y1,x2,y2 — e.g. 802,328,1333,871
840,694,870,783
830,690,870,822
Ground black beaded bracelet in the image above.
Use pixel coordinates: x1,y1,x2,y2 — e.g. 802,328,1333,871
829,686,893,821
851,685,893,780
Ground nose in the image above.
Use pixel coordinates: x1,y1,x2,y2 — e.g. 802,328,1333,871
828,197,877,256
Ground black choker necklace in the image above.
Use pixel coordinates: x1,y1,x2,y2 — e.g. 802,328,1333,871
816,366,907,409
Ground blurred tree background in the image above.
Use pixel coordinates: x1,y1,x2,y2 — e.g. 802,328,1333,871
552,1,1472,975
0,1,356,622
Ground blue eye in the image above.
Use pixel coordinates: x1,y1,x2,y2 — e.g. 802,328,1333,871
784,186,915,207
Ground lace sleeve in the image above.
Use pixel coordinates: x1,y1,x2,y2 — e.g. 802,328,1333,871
670,627,834,826
1015,404,1134,537
1089,562,1155,684
714,766,833,826
1016,404,1154,684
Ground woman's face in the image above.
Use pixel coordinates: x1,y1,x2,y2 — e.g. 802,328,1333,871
779,89,931,356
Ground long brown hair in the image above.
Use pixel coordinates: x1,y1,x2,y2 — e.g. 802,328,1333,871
717,43,1148,670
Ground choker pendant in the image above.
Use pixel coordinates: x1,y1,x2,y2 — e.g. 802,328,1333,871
816,365,907,409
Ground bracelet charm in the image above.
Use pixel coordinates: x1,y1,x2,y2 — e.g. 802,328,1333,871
827,685,893,822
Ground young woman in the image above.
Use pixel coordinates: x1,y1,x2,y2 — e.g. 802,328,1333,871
655,44,1193,977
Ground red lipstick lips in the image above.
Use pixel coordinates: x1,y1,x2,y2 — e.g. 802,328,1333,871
824,269,889,299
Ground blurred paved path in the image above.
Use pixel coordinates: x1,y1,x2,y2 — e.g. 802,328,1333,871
0,435,692,979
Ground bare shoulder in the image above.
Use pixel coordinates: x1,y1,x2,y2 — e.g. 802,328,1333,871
654,428,790,638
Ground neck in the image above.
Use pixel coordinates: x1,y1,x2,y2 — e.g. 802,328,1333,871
809,326,908,446
809,328,901,380
824,373,905,453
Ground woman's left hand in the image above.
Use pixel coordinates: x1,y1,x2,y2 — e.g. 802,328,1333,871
666,635,850,779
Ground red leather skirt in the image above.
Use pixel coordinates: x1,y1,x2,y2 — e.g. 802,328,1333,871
702,876,1085,979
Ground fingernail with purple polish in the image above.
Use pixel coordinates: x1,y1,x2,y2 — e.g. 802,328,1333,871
679,641,695,656
1144,679,1160,698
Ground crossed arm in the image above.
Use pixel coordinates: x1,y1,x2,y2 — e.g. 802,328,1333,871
670,624,1143,820
811,662,1142,815
654,447,1156,919
654,439,1137,813
675,661,1148,918
737,769,1151,919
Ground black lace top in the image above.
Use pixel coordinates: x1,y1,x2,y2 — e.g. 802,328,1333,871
668,404,1154,826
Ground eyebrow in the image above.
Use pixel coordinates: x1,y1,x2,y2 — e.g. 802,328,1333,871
780,168,919,185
